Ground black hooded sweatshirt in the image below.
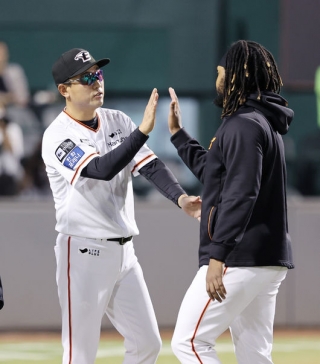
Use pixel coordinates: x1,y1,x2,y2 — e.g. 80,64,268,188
171,91,295,269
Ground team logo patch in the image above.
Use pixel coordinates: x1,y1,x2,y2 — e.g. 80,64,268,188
63,146,85,169
74,51,91,63
79,247,100,256
55,139,76,161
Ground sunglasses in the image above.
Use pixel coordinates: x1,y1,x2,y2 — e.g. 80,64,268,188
66,69,104,86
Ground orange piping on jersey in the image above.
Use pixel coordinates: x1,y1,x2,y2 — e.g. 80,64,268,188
63,109,101,132
67,237,73,364
191,298,211,363
70,152,98,185
207,206,215,240
131,153,155,173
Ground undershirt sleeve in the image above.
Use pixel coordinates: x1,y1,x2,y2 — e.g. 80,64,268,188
82,143,186,207
139,158,187,206
80,127,148,180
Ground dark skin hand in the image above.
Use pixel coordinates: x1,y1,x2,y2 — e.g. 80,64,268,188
206,259,227,302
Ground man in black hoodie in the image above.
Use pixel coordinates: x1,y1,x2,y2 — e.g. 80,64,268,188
168,40,294,363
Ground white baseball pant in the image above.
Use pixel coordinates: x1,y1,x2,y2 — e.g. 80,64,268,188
171,265,287,364
55,233,161,364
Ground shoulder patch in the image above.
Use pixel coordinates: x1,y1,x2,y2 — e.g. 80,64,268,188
55,139,76,161
63,146,85,170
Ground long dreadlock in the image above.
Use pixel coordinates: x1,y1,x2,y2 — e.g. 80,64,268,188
221,40,283,118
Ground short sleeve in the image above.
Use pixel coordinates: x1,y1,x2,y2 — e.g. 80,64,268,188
42,127,99,186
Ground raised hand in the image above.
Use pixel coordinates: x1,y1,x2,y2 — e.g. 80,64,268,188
168,87,182,135
139,88,159,135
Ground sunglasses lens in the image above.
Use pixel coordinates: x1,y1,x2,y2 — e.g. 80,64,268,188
97,69,104,81
80,70,104,85
80,74,93,85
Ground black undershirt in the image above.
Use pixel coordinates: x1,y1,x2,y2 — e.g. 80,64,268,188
80,116,98,129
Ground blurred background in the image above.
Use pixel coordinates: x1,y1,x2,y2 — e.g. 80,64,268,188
0,0,320,335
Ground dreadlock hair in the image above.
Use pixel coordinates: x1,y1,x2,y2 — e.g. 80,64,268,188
221,40,283,118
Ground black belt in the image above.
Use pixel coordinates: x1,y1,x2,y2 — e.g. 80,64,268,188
107,236,133,245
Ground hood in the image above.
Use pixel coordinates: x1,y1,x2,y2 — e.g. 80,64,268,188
245,91,294,135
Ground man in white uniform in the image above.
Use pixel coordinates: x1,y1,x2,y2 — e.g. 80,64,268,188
42,48,201,364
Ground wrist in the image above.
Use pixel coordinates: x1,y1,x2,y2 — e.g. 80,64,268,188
170,127,181,135
138,125,149,135
177,193,188,208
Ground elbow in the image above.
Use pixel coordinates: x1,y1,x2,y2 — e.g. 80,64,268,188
105,175,115,181
102,171,116,181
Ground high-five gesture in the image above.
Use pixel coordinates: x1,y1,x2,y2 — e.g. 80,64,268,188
139,88,159,135
168,87,182,135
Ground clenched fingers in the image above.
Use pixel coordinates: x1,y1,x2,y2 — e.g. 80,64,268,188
206,259,227,303
206,280,227,303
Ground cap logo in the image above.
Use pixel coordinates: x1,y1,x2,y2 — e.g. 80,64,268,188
74,51,91,63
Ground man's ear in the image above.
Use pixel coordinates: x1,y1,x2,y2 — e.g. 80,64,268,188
57,84,69,98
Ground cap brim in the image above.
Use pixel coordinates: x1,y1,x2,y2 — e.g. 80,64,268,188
69,58,110,78
96,58,110,68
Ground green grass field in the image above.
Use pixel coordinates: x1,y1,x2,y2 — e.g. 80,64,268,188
0,329,319,363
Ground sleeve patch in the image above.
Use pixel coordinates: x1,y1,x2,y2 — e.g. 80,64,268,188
63,146,85,170
55,139,76,161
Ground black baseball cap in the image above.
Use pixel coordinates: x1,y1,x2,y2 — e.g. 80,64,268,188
52,48,110,85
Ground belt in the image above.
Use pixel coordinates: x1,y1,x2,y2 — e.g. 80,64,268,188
106,236,133,245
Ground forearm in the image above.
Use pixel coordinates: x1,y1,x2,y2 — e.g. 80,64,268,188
171,128,207,183
139,158,187,206
81,128,148,180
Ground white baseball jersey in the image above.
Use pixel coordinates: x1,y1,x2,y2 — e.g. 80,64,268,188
42,107,157,239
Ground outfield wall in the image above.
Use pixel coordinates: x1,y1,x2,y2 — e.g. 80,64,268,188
0,196,319,331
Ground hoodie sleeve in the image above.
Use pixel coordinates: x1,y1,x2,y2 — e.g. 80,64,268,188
209,115,267,261
171,128,208,184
